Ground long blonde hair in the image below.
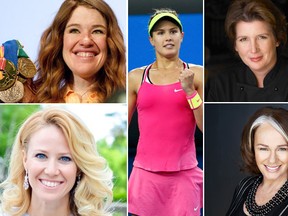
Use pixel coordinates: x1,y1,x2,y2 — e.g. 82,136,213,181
0,107,113,216
34,0,126,103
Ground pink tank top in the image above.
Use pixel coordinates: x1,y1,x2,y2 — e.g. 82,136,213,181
134,63,198,171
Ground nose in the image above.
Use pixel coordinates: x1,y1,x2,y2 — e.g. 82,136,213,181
44,160,60,176
268,151,277,164
80,34,94,47
165,32,172,41
250,39,259,53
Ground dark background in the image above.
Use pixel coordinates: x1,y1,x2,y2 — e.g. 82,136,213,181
205,0,288,84
205,104,288,215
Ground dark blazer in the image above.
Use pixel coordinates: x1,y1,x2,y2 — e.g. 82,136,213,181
226,176,288,216
206,57,288,102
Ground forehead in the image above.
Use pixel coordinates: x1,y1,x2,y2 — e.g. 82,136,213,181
153,19,180,30
254,122,286,141
28,125,70,153
235,20,272,34
67,5,107,26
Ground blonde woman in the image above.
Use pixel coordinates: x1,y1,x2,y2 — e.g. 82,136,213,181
0,108,113,216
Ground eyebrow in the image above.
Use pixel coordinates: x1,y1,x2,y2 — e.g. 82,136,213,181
155,26,179,31
255,143,288,147
32,149,71,155
66,23,107,29
236,32,271,39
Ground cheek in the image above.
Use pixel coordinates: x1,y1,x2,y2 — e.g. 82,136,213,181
95,37,108,52
26,161,44,179
63,34,75,53
65,164,78,181
255,152,266,163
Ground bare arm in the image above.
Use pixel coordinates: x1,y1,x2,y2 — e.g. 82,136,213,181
179,65,203,132
128,68,143,124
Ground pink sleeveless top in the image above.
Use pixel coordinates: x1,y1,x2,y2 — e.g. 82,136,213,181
134,63,198,171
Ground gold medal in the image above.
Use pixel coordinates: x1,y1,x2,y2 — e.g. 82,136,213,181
17,57,36,79
17,75,27,83
0,60,17,91
0,80,24,102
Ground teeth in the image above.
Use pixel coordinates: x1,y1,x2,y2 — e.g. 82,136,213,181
265,165,280,172
41,180,60,187
165,44,173,48
76,52,95,57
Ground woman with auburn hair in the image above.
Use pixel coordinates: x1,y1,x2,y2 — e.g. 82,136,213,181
226,107,288,215
0,107,113,216
29,0,125,103
206,0,288,102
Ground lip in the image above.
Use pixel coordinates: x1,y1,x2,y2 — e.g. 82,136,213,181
39,179,63,188
164,43,174,48
74,51,97,58
250,56,263,62
265,165,281,172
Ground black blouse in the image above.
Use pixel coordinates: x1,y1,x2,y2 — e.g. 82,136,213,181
226,176,288,216
206,57,288,102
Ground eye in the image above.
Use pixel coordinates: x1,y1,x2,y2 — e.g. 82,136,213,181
157,31,164,35
258,35,268,40
68,28,80,34
259,147,268,151
92,29,105,34
60,156,72,162
35,153,47,159
238,37,248,42
170,30,178,34
278,147,288,151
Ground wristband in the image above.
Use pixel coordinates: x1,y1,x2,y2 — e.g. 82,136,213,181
186,91,202,110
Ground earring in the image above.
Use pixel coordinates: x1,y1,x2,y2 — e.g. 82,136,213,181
23,170,29,190
76,174,81,187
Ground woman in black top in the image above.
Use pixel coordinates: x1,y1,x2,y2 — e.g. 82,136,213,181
226,107,288,215
206,0,288,102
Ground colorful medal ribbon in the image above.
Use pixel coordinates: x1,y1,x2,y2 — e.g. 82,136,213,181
3,40,18,69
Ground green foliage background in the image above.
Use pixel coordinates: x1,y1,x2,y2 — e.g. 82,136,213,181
0,105,127,203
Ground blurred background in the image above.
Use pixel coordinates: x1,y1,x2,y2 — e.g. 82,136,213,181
205,0,288,86
0,0,127,63
0,104,127,216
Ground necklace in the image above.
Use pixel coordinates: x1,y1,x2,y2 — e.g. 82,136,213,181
245,176,288,215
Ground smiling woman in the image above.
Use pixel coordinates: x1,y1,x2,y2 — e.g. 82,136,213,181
26,0,126,103
226,107,288,216
0,107,113,216
206,0,288,102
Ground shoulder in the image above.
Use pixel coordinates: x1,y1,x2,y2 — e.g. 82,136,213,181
187,63,203,87
235,176,258,193
188,63,203,74
128,66,148,93
128,66,147,82
129,66,147,77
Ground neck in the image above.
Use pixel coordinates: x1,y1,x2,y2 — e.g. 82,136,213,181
153,57,182,70
72,76,95,95
261,176,287,192
28,195,71,216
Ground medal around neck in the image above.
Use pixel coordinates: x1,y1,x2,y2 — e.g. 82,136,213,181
0,80,24,102
0,59,17,91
